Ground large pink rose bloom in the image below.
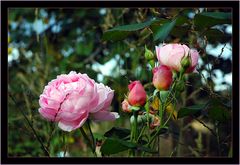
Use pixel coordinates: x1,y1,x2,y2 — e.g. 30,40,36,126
39,71,118,132
156,43,199,73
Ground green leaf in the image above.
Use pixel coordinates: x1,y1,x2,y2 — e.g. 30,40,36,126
102,30,131,42
175,16,189,26
93,133,105,141
199,12,232,20
102,19,155,41
171,25,189,38
151,19,176,42
100,138,137,155
177,104,207,118
208,106,230,123
109,20,155,31
104,127,130,139
208,99,231,122
100,138,157,155
194,12,231,30
203,29,225,43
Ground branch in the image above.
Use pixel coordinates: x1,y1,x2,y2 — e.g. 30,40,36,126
194,118,217,137
9,94,50,157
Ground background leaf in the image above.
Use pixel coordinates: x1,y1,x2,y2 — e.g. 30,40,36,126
207,99,231,122
102,19,155,41
151,19,176,42
177,104,207,118
194,12,231,30
104,127,130,139
203,29,225,43
100,138,136,155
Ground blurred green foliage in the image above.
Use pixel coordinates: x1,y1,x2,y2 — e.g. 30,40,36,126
8,8,232,157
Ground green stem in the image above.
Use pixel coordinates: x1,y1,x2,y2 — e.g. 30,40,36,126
162,103,175,127
132,111,138,156
157,91,164,156
133,111,138,142
87,119,96,151
129,116,134,157
177,119,183,156
137,125,146,142
159,91,163,125
129,111,139,157
47,122,56,152
147,75,181,148
62,132,68,157
79,127,97,157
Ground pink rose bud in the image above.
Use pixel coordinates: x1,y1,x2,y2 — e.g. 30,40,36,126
155,43,199,73
127,81,147,106
152,65,173,91
121,99,132,113
39,71,118,132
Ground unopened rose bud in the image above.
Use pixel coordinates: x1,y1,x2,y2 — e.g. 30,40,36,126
128,81,147,107
180,53,191,72
145,45,154,60
130,114,146,124
121,99,132,113
152,65,173,91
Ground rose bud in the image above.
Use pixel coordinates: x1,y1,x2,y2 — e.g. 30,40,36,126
130,114,146,124
127,81,147,107
121,99,132,113
155,43,199,73
144,45,154,60
180,54,191,71
152,65,173,91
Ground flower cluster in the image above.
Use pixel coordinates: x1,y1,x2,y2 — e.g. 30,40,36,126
153,43,199,90
121,43,199,129
39,71,119,132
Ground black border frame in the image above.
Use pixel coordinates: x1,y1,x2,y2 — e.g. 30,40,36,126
1,1,239,164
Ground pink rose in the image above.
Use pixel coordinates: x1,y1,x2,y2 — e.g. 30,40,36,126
127,81,147,106
156,43,199,73
152,65,173,91
39,71,118,132
90,83,119,122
